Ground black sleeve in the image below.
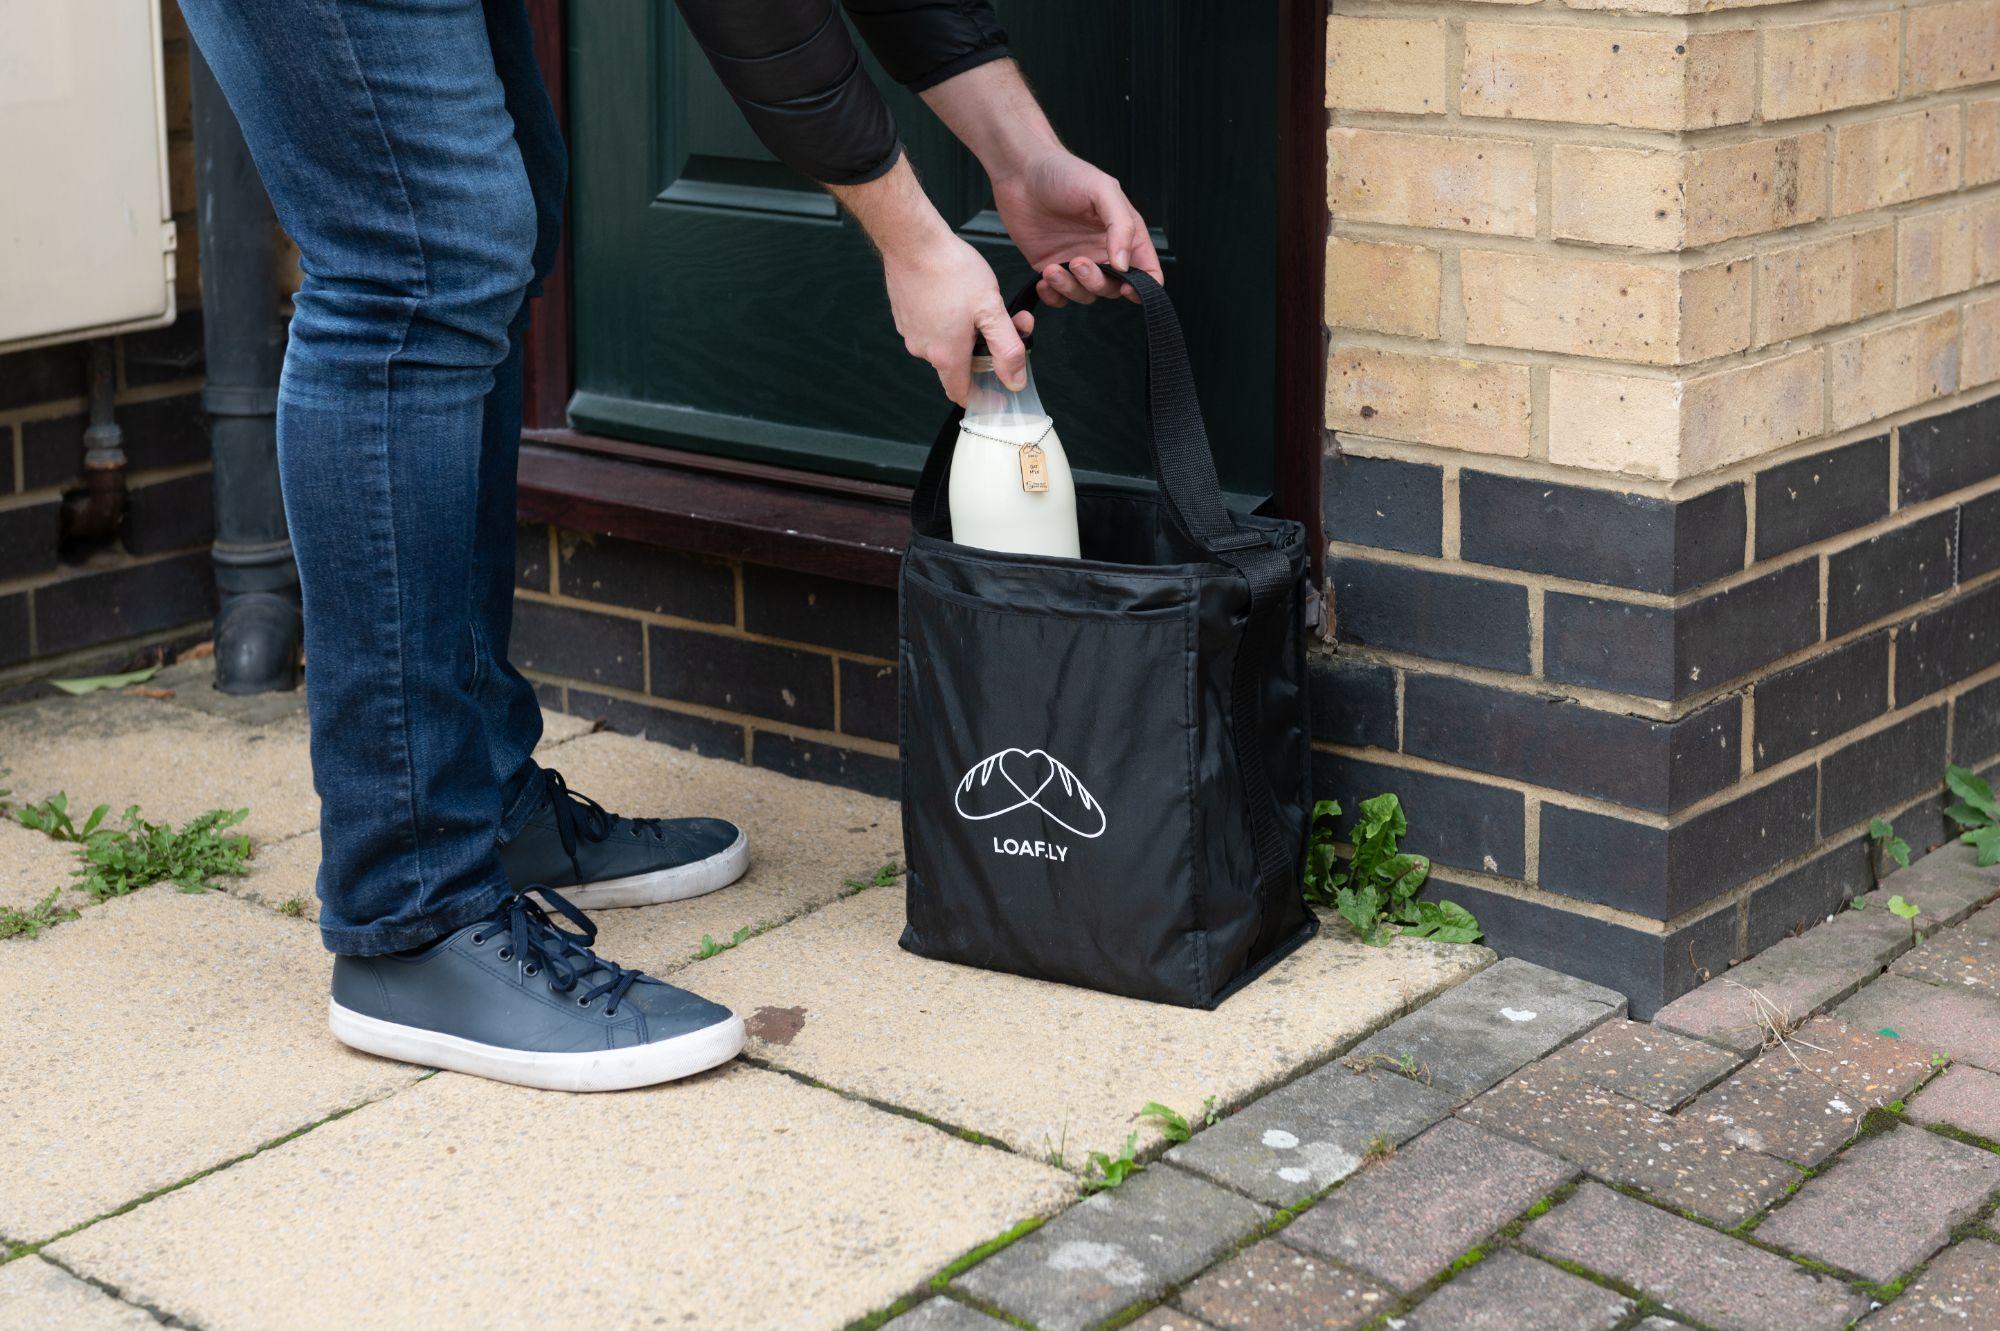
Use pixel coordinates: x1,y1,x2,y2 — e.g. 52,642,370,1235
672,1,1011,188
842,1,1010,93
672,0,903,187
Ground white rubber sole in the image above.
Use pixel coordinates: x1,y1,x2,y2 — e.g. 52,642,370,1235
328,999,746,1092
560,829,750,910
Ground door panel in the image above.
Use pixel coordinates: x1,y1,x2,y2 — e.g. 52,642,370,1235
568,1,1274,500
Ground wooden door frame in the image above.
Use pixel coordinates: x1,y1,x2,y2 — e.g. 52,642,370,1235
520,0,570,434
519,0,1326,587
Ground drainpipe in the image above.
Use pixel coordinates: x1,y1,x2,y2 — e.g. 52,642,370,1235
59,339,127,545
190,46,301,695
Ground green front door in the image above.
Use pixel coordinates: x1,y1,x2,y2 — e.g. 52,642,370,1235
567,1,1276,500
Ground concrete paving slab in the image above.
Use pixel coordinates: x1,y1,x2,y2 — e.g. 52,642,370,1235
1520,1182,1869,1331
150,656,590,753
522,731,901,975
1755,1125,2000,1283
0,694,317,846
0,818,88,916
149,657,307,728
1402,1248,1633,1331
1165,1061,1456,1208
953,1164,1268,1331
0,684,586,863
691,884,1491,1165
49,1064,1072,1331
1173,1239,1394,1331
230,830,321,920
0,1256,157,1331
0,887,422,1241
537,709,597,747
1282,1118,1576,1293
214,728,898,969
1343,957,1625,1099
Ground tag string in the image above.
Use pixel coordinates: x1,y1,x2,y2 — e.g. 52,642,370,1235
959,420,1055,451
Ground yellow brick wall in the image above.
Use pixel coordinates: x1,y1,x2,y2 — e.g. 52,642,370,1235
1325,0,2000,486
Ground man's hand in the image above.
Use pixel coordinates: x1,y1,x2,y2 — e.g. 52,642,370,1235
832,157,1033,406
883,231,1035,406
924,60,1162,307
991,152,1161,308
832,59,1156,402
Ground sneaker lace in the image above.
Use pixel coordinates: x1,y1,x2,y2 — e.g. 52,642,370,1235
542,768,668,878
495,886,649,1017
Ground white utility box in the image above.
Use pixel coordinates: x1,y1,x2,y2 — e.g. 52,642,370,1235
0,0,178,351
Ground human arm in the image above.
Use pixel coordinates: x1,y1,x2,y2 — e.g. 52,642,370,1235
671,0,1022,402
919,59,1162,308
827,158,1035,406
672,1,1159,399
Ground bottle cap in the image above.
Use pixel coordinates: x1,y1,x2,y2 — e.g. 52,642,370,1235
970,327,1034,360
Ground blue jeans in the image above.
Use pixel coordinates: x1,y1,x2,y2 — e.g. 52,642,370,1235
179,0,565,953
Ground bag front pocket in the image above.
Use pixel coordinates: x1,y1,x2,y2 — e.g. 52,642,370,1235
899,568,1205,1004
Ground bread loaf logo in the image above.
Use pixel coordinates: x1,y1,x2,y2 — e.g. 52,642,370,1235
954,748,1107,857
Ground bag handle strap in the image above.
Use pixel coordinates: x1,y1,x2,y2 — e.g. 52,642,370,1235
909,268,1256,557
1103,278,1306,959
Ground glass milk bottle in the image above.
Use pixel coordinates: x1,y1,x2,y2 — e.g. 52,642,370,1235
948,347,1081,559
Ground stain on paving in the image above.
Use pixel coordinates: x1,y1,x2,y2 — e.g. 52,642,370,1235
747,1004,809,1045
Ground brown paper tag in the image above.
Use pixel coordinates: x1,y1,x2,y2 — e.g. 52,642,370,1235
1018,444,1049,493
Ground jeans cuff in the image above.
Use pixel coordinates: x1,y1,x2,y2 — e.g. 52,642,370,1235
318,871,515,957
496,759,549,845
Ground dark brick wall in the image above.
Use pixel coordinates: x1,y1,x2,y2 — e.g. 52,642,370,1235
0,320,217,683
1323,389,2000,1017
514,526,899,799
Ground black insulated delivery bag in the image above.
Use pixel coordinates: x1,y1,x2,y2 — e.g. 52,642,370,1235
897,268,1318,1009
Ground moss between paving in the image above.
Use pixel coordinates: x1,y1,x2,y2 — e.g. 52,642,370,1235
48,1065,1074,1331
689,886,1493,1168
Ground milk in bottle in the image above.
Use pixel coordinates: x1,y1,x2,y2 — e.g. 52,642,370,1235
948,349,1080,559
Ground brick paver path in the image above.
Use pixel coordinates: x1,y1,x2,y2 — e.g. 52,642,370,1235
897,842,2000,1330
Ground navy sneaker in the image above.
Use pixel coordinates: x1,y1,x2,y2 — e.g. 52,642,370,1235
329,887,744,1091
500,769,748,909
